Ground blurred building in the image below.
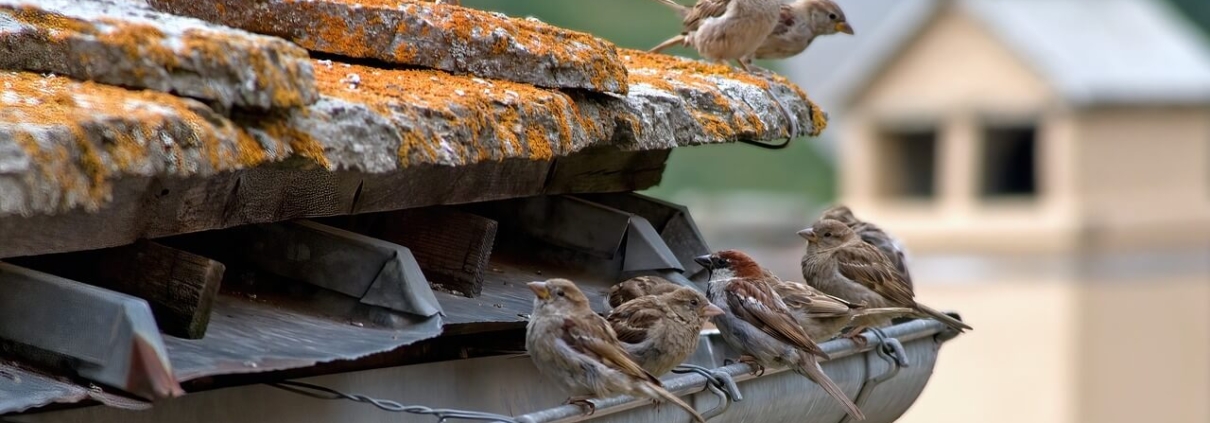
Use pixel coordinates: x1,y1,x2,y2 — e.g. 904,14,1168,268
788,0,1210,422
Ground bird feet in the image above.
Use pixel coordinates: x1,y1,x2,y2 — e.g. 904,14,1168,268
566,396,596,416
737,355,766,377
842,325,871,347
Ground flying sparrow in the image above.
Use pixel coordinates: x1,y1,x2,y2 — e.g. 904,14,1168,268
652,0,854,71
607,286,723,376
819,205,913,291
696,250,866,420
525,278,706,423
799,220,972,341
648,0,783,73
605,275,683,309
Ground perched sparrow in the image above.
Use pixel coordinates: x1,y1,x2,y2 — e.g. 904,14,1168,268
607,286,723,376
799,220,972,339
696,250,865,420
820,205,913,291
648,0,783,73
526,279,706,423
772,279,914,341
605,276,683,309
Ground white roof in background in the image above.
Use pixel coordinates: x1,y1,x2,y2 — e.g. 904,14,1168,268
787,0,1210,109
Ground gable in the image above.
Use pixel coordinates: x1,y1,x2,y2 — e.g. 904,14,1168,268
852,5,1057,117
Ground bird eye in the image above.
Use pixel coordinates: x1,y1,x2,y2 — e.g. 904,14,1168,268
824,232,833,237
828,13,838,20
690,299,699,306
556,290,565,297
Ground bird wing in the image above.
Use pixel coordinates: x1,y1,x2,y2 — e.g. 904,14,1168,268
605,299,665,344
774,280,856,317
725,277,828,358
834,242,916,307
769,4,796,36
562,314,662,385
855,222,915,292
683,0,731,32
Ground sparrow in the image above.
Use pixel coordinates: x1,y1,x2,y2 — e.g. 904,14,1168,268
652,0,854,71
820,205,913,291
772,278,914,341
696,250,866,420
648,0,783,73
607,286,724,376
799,219,972,340
605,276,683,309
525,279,706,423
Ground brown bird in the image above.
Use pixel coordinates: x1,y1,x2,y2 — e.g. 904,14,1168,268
605,276,683,309
525,279,706,423
648,0,783,73
820,205,913,291
607,286,723,376
652,0,854,71
697,250,866,420
799,220,972,342
772,279,914,341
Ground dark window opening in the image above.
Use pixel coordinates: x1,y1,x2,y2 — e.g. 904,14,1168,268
980,125,1037,198
877,128,937,199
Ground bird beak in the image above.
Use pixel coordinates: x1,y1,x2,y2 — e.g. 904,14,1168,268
797,228,816,241
693,255,714,269
527,281,551,300
836,21,854,35
702,303,724,318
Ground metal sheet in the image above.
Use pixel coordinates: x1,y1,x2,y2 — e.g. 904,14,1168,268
0,263,182,400
163,295,443,381
0,363,150,415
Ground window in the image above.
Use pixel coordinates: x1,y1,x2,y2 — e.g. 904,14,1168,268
876,127,938,199
980,125,1037,198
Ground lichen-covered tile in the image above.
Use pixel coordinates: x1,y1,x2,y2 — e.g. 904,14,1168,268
0,71,294,216
0,0,318,111
144,0,628,95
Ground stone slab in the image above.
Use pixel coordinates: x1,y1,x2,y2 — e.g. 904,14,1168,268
0,0,317,111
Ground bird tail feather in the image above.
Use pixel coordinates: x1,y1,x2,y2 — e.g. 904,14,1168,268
648,0,688,13
915,303,972,332
646,382,706,423
795,353,866,421
650,34,686,53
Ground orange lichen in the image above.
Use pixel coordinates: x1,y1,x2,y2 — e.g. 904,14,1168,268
94,19,179,76
807,100,828,137
179,28,313,108
0,71,277,208
6,6,96,36
311,60,578,166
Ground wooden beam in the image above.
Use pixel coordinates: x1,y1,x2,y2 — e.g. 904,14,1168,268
333,208,498,297
11,240,225,339
0,149,670,260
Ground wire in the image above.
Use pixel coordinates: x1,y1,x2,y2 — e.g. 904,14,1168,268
267,380,518,423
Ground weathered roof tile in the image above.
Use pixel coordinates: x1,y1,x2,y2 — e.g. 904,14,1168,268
0,0,318,111
0,71,289,216
146,0,629,94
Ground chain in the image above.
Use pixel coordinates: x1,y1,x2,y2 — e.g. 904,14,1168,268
267,380,518,423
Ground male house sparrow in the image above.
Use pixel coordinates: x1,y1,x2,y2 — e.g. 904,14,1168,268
696,250,866,420
819,205,913,291
648,0,783,73
772,279,914,341
525,279,706,423
799,220,972,340
607,286,724,376
605,276,683,309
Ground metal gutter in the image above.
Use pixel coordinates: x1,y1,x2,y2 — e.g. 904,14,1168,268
516,318,957,423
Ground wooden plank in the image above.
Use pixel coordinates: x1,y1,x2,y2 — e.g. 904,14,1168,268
544,148,669,194
11,240,225,339
0,148,670,260
336,208,498,298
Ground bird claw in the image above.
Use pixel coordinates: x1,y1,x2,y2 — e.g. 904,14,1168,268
843,326,870,347
737,355,765,377
566,397,596,416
